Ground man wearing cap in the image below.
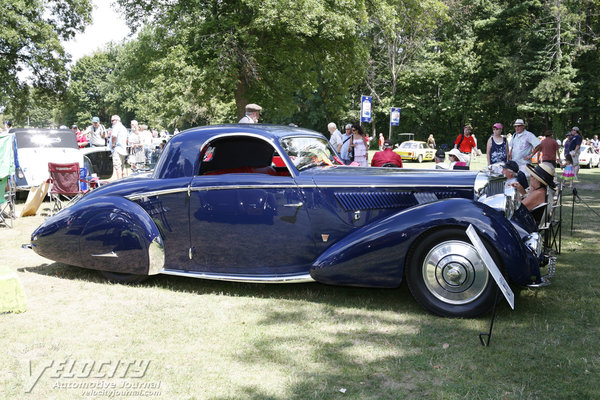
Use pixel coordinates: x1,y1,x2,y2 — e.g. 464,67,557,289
84,117,107,147
432,149,448,169
502,160,528,192
453,125,476,166
568,126,583,180
536,130,560,170
508,118,541,176
239,104,262,123
371,139,403,167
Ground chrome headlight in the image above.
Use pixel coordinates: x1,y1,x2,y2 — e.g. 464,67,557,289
480,193,514,219
503,185,521,219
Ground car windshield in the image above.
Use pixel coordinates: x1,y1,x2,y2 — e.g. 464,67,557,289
14,129,78,149
280,136,341,171
400,142,417,149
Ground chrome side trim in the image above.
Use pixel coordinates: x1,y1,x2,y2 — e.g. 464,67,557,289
126,184,474,199
91,251,118,258
191,185,298,192
283,202,303,207
126,188,188,200
148,236,165,275
160,269,314,283
306,184,474,189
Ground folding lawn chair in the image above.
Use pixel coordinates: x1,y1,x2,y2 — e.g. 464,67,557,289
48,162,91,216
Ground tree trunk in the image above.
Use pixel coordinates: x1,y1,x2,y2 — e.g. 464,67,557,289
235,77,248,120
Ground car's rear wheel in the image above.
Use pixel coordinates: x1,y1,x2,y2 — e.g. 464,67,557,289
406,228,498,318
417,154,423,163
100,270,148,284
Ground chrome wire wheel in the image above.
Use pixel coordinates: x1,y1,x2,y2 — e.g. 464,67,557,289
422,240,488,305
406,228,497,318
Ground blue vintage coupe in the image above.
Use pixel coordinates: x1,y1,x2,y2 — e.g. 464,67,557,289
30,124,550,317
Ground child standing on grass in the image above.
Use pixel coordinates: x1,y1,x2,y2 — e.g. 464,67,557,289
562,153,575,188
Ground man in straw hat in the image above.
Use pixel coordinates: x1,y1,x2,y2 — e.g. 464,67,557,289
508,118,541,176
239,103,262,124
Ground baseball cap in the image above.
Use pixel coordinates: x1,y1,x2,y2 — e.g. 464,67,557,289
502,160,519,173
493,123,503,129
92,116,100,123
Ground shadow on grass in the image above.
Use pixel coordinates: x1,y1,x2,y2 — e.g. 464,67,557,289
19,261,423,314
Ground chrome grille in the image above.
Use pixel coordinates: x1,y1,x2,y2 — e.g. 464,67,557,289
485,179,504,197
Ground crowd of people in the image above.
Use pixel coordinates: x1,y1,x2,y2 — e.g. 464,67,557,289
324,117,595,217
63,116,175,179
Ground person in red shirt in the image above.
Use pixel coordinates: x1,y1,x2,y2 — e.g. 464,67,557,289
536,130,560,170
453,125,477,166
371,139,403,167
73,124,88,148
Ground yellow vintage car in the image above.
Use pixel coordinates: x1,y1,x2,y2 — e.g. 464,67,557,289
395,140,436,162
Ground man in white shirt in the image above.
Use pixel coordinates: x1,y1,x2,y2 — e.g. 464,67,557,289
139,124,154,165
508,118,541,176
327,122,342,154
111,115,129,179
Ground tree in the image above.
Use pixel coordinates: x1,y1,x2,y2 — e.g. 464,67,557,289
115,0,368,129
0,0,92,112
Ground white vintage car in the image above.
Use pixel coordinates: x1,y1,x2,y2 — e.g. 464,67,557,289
12,128,113,190
578,145,600,168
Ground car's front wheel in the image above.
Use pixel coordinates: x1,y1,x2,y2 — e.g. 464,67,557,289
406,228,498,318
417,154,423,163
100,270,148,284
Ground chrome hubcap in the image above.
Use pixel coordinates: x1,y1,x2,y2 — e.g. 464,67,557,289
422,240,489,305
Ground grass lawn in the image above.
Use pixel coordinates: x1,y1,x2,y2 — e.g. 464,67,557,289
1,162,600,399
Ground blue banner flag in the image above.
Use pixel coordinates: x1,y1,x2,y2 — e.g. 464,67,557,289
390,107,401,126
360,95,372,123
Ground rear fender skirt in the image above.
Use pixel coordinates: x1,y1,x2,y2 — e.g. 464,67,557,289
310,198,539,288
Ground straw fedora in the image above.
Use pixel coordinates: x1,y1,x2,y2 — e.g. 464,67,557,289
527,163,555,189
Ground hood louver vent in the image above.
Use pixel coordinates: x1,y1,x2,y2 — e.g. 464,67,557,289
334,191,459,211
335,191,447,211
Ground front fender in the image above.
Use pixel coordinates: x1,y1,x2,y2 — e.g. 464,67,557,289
310,198,539,288
32,196,164,275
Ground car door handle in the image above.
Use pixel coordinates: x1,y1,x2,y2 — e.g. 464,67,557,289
284,202,303,207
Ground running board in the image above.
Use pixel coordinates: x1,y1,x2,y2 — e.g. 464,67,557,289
160,269,314,284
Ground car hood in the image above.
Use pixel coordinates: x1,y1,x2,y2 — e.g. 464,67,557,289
301,165,479,189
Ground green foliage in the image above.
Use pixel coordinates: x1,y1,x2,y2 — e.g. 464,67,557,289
0,0,92,111
15,0,600,138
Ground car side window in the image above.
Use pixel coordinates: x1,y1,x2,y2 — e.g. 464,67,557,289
197,136,291,177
